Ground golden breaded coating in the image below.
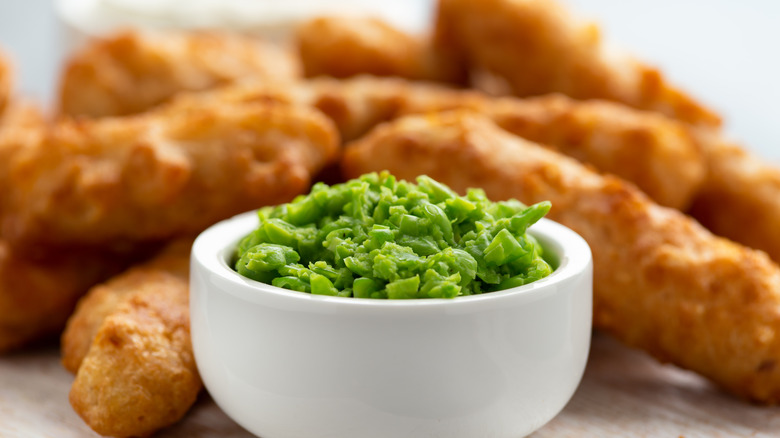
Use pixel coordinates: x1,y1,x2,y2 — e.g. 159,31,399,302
689,135,780,263
166,76,416,142
0,99,45,131
61,240,190,373
434,0,721,126
481,96,705,210
0,49,10,116
296,16,466,84
64,239,197,437
343,111,780,403
0,100,46,185
169,77,705,208
401,92,706,210
2,101,338,251
0,66,42,189
0,242,127,353
59,30,301,118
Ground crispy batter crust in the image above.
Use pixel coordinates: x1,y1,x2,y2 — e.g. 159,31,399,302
0,242,127,353
689,135,780,263
343,111,780,403
0,49,10,117
64,239,196,437
434,0,721,126
58,30,301,117
296,16,466,84
168,77,705,208
401,92,705,210
1,102,118,354
165,76,415,142
492,96,704,209
2,101,338,251
0,100,46,195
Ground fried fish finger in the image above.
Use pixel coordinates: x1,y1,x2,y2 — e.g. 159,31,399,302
63,239,197,437
168,77,704,208
343,111,780,403
402,92,705,210
689,135,780,263
59,30,301,118
2,101,338,252
296,16,465,84
434,0,721,126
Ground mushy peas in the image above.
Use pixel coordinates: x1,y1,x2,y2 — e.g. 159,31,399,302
235,172,552,298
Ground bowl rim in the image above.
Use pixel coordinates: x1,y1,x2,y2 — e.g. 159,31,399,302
191,210,592,309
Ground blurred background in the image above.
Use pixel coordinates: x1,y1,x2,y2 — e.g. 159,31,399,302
0,0,777,160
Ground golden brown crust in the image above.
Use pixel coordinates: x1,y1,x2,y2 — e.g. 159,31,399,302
0,242,127,353
0,100,46,192
61,240,190,372
0,49,10,117
434,0,721,126
343,111,780,403
165,76,416,142
2,101,338,251
168,77,705,208
490,96,704,210
0,99,45,131
58,30,301,118
64,239,197,437
296,17,466,84
689,135,780,263
0,102,122,354
400,91,705,210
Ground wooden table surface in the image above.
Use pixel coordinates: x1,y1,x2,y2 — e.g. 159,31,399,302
1,332,778,438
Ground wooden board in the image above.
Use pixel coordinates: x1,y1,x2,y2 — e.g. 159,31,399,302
1,333,778,438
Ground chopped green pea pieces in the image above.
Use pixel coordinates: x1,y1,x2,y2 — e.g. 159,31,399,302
234,172,553,299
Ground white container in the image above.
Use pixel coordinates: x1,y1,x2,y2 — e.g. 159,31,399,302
55,0,434,49
190,211,592,438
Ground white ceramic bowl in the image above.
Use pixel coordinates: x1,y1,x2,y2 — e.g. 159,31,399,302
191,211,592,438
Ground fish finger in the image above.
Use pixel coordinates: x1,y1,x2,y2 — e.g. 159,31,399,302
689,134,780,263
434,0,721,126
343,110,780,403
63,239,196,437
402,92,705,210
59,30,301,118
296,16,465,84
2,101,338,252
